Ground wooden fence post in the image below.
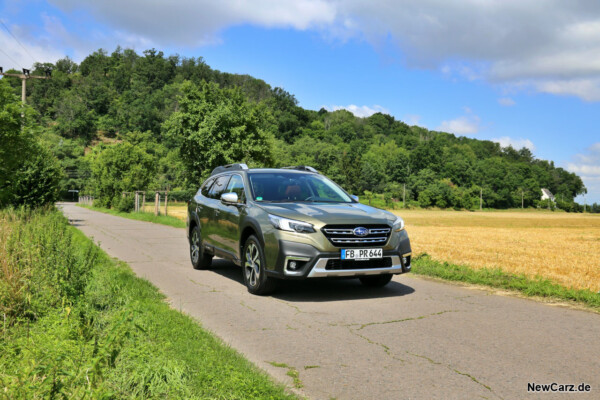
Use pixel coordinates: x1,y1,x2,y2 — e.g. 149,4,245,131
134,192,139,212
164,192,168,216
142,192,146,212
155,192,159,216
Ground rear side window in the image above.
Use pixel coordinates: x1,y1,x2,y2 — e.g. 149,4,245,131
208,175,231,199
200,178,215,197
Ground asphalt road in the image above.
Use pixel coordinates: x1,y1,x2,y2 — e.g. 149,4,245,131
60,203,599,400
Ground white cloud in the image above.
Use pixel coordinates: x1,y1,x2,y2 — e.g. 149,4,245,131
0,22,65,68
567,143,600,203
531,79,600,102
498,97,516,106
49,0,336,47
437,110,480,135
567,164,600,175
567,143,600,176
404,114,421,125
327,104,389,118
492,136,535,151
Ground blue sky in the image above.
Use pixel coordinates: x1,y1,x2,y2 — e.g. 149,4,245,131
1,0,599,203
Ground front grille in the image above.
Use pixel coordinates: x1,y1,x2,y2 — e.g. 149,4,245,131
322,224,391,247
325,257,393,270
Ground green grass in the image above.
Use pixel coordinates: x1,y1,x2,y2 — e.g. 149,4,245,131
78,204,186,228
0,208,296,399
412,254,600,310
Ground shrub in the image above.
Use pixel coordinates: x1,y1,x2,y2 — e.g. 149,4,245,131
116,195,135,212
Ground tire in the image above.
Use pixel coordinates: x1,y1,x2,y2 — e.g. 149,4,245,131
190,225,213,270
359,274,393,287
243,235,276,295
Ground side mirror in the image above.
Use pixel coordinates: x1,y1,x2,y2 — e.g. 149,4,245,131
221,192,239,204
351,195,359,202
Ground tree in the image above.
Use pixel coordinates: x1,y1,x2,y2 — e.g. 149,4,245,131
0,80,62,207
86,142,156,207
163,81,275,185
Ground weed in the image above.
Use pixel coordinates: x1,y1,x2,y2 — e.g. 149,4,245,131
0,208,296,399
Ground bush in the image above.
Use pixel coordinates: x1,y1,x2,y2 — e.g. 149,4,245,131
166,189,195,202
10,143,63,207
116,195,135,212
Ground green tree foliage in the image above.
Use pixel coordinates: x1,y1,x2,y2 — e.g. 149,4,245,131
0,80,62,207
87,142,156,207
163,81,275,184
10,47,590,211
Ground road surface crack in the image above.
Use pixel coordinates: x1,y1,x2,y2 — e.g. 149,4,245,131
353,309,459,330
407,352,502,399
240,300,256,312
346,328,406,362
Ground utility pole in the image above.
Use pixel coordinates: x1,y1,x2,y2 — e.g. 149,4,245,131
403,183,406,208
0,67,51,104
480,188,483,211
521,189,524,209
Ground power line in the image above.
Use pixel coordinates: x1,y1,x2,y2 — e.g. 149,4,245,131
0,47,22,69
0,20,37,66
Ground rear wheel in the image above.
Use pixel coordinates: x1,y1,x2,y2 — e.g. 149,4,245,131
359,274,393,287
190,225,212,270
243,235,276,295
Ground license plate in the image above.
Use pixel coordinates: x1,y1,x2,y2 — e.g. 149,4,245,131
341,248,382,260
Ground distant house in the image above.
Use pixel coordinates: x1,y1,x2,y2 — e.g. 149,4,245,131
541,188,555,202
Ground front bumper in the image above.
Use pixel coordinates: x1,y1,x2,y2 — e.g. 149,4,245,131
265,230,412,279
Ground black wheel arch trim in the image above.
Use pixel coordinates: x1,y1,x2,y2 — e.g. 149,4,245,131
239,217,265,252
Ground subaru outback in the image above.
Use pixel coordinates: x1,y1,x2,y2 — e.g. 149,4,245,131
187,164,411,295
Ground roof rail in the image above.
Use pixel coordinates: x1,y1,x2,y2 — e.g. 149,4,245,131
281,165,319,173
210,163,249,176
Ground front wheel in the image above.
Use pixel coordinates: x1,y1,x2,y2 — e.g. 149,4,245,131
190,226,212,270
243,235,276,295
359,274,393,287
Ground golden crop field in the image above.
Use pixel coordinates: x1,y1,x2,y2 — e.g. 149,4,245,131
142,202,188,220
393,209,600,292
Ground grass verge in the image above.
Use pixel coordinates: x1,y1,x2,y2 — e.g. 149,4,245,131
78,203,186,228
412,254,600,310
0,207,295,399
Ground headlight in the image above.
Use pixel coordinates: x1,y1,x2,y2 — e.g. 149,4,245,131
268,214,315,233
393,216,405,231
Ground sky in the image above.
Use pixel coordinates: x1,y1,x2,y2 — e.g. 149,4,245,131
1,0,599,203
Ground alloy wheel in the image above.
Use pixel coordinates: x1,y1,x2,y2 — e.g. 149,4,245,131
245,242,260,287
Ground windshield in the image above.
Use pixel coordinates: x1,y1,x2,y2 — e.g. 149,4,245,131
248,172,353,203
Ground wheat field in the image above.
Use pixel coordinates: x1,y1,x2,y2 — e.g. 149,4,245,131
142,202,188,220
393,209,600,292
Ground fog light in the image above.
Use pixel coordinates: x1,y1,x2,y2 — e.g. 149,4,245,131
402,256,408,265
284,256,310,275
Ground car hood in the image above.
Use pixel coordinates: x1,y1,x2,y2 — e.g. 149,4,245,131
256,202,396,226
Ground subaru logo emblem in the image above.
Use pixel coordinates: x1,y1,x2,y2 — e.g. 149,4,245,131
353,227,369,237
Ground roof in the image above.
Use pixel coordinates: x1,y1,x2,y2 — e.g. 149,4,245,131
541,188,555,199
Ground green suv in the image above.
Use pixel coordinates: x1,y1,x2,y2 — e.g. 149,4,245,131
187,164,411,295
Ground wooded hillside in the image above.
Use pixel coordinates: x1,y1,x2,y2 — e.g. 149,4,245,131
1,47,588,211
